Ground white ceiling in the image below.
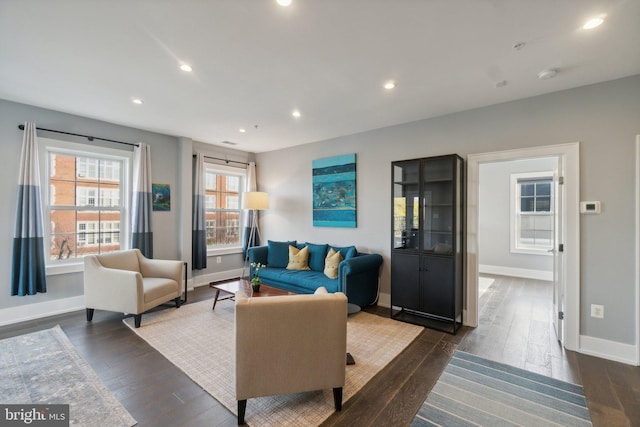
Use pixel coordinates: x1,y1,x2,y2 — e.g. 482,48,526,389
1,1,639,153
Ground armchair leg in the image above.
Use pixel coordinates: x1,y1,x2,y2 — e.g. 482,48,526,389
333,387,343,411
134,314,142,328
237,400,247,425
174,297,181,308
86,308,94,322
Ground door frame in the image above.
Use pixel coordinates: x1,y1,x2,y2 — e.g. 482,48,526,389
465,142,580,352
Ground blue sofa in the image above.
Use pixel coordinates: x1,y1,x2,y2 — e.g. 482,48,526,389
248,240,383,307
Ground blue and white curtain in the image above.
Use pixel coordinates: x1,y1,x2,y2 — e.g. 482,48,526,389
242,161,258,256
131,143,153,258
192,153,207,269
11,122,47,296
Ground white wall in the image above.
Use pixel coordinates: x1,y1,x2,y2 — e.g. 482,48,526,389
479,158,556,279
256,74,640,346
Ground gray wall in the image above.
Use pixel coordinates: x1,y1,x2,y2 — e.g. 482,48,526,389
0,99,251,313
256,74,640,345
0,99,181,310
479,158,556,274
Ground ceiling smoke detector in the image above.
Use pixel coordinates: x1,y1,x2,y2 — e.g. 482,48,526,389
538,68,558,80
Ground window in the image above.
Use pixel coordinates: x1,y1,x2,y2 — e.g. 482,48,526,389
204,164,245,251
40,138,131,266
511,172,554,253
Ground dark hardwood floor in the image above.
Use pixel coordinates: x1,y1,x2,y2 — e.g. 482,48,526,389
1,278,638,426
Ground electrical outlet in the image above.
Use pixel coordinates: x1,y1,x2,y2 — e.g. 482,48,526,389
591,304,604,319
216,256,222,264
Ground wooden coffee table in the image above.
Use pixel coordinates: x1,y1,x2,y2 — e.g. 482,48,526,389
209,279,291,310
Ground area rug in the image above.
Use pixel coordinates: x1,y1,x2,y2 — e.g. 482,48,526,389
124,298,423,426
0,325,137,427
412,351,592,427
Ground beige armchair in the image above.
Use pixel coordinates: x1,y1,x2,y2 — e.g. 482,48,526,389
235,287,347,425
83,249,183,328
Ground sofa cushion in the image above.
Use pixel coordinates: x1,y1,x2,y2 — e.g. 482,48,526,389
303,242,329,272
260,268,340,293
330,245,357,260
286,245,311,271
324,248,343,279
267,240,297,268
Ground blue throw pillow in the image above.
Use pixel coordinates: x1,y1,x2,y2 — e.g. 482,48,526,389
330,245,357,260
304,242,329,272
267,240,297,268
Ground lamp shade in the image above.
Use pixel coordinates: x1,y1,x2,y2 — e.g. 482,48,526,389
242,191,269,210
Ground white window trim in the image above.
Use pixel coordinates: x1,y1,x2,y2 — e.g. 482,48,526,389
38,137,133,275
204,162,247,256
510,171,554,256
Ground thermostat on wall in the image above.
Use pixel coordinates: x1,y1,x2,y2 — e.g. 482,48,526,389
580,201,601,214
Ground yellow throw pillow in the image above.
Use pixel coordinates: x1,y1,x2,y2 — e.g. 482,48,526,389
286,245,311,271
324,248,343,279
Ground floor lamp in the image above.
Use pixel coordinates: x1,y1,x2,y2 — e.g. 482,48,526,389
241,191,269,279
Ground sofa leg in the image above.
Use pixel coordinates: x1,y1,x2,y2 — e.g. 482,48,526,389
175,297,181,308
333,387,343,411
134,314,142,328
86,308,94,322
237,400,247,425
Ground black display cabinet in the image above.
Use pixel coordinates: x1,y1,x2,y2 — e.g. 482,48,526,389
390,154,464,334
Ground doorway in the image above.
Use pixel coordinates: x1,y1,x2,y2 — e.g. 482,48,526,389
466,143,580,352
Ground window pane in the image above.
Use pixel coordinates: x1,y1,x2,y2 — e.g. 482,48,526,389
204,166,245,250
47,149,125,261
520,183,534,196
227,176,240,191
205,172,217,190
50,180,75,206
50,233,76,260
50,210,76,234
99,159,121,182
521,197,534,212
205,211,241,246
536,197,551,212
536,182,551,196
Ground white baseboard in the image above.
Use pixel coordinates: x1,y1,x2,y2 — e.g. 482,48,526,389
579,335,639,366
191,268,243,289
479,264,552,281
0,296,85,327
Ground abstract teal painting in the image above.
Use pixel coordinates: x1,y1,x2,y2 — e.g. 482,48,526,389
312,154,356,227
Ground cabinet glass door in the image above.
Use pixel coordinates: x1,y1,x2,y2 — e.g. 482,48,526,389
392,161,419,250
422,158,453,254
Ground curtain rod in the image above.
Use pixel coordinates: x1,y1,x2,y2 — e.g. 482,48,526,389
194,154,249,166
18,124,138,148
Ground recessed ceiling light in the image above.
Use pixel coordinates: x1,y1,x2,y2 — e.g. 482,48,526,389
239,128,246,133
384,81,397,90
583,15,605,30
179,63,193,72
292,110,301,118
276,0,292,6
132,98,143,105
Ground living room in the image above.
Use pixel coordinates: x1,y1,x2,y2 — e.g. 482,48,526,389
1,1,639,426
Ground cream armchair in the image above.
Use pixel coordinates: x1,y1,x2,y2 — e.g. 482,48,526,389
83,249,183,328
235,287,347,425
